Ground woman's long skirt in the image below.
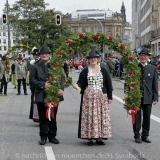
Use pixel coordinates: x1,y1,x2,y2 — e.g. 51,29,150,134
79,87,112,139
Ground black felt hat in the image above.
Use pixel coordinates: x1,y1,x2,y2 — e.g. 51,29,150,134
39,46,51,54
2,55,6,61
138,47,151,56
86,50,100,59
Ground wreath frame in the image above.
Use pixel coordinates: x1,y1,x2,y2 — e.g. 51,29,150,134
5,44,32,74
46,32,142,111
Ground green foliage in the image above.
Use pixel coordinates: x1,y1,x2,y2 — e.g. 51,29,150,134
45,32,141,111
9,0,72,50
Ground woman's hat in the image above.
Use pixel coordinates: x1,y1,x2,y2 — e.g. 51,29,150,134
86,50,100,59
138,47,151,56
39,46,51,54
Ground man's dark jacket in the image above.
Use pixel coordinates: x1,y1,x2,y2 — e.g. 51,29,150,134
29,61,64,103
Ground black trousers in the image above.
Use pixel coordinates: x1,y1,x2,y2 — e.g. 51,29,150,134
17,78,27,94
133,103,152,138
37,102,58,139
0,75,7,94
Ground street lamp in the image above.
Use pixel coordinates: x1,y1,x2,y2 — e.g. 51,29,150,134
88,18,104,59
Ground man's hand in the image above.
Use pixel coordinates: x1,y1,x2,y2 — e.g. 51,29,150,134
108,99,112,104
45,81,51,88
153,101,157,105
123,92,129,101
58,89,63,96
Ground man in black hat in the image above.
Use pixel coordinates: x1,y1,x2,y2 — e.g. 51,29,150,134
124,47,158,143
30,46,65,145
0,55,8,96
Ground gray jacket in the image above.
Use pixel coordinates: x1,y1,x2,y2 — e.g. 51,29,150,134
15,62,28,79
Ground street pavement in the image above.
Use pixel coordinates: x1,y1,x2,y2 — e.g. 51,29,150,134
0,72,160,160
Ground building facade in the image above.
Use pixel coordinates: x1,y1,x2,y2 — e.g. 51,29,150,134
0,19,16,58
150,0,160,55
131,0,142,50
64,5,126,57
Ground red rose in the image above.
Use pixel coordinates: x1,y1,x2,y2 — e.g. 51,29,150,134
129,71,133,76
51,77,56,81
67,39,72,45
53,63,58,67
119,43,125,49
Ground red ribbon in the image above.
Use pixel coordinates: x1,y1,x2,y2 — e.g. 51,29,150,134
128,107,139,124
46,102,57,121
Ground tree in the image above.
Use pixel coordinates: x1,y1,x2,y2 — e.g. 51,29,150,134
9,0,72,50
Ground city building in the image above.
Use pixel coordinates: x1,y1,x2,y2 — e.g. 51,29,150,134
0,19,16,57
63,2,127,57
131,0,142,51
150,0,160,55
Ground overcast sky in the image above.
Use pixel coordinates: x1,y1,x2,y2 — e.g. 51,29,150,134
1,0,132,22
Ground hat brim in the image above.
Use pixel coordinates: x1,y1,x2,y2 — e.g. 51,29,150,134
138,52,151,56
39,52,51,54
87,55,100,59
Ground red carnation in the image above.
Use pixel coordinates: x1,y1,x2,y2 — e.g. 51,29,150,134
108,35,113,41
53,63,58,67
94,35,99,40
79,33,84,38
119,43,125,49
130,83,135,89
128,56,133,61
129,71,133,76
67,39,72,45
51,77,56,82
58,51,63,56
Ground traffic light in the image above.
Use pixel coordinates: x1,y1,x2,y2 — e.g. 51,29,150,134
2,14,7,24
55,14,61,25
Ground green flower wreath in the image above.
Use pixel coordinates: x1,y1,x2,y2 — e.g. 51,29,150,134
5,44,32,74
46,32,141,111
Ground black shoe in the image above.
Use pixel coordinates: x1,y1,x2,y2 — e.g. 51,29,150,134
142,137,151,143
88,141,93,146
135,137,142,143
24,93,28,95
39,138,47,145
16,93,20,95
96,140,105,145
48,137,59,144
4,93,7,96
14,86,16,89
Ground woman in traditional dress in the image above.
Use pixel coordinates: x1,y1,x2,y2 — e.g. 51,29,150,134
73,50,113,146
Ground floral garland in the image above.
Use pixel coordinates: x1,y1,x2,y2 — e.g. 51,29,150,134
46,32,141,113
5,44,32,74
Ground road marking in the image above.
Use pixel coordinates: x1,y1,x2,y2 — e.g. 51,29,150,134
45,146,56,160
113,94,160,123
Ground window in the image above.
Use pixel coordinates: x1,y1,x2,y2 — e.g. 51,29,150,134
3,39,6,44
0,47,1,51
82,27,86,32
90,27,94,32
116,27,119,32
4,46,7,51
3,32,6,36
0,39,1,44
73,27,78,33
107,26,112,31
98,27,102,33
12,32,16,36
13,40,16,44
23,54,25,57
0,32,1,36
